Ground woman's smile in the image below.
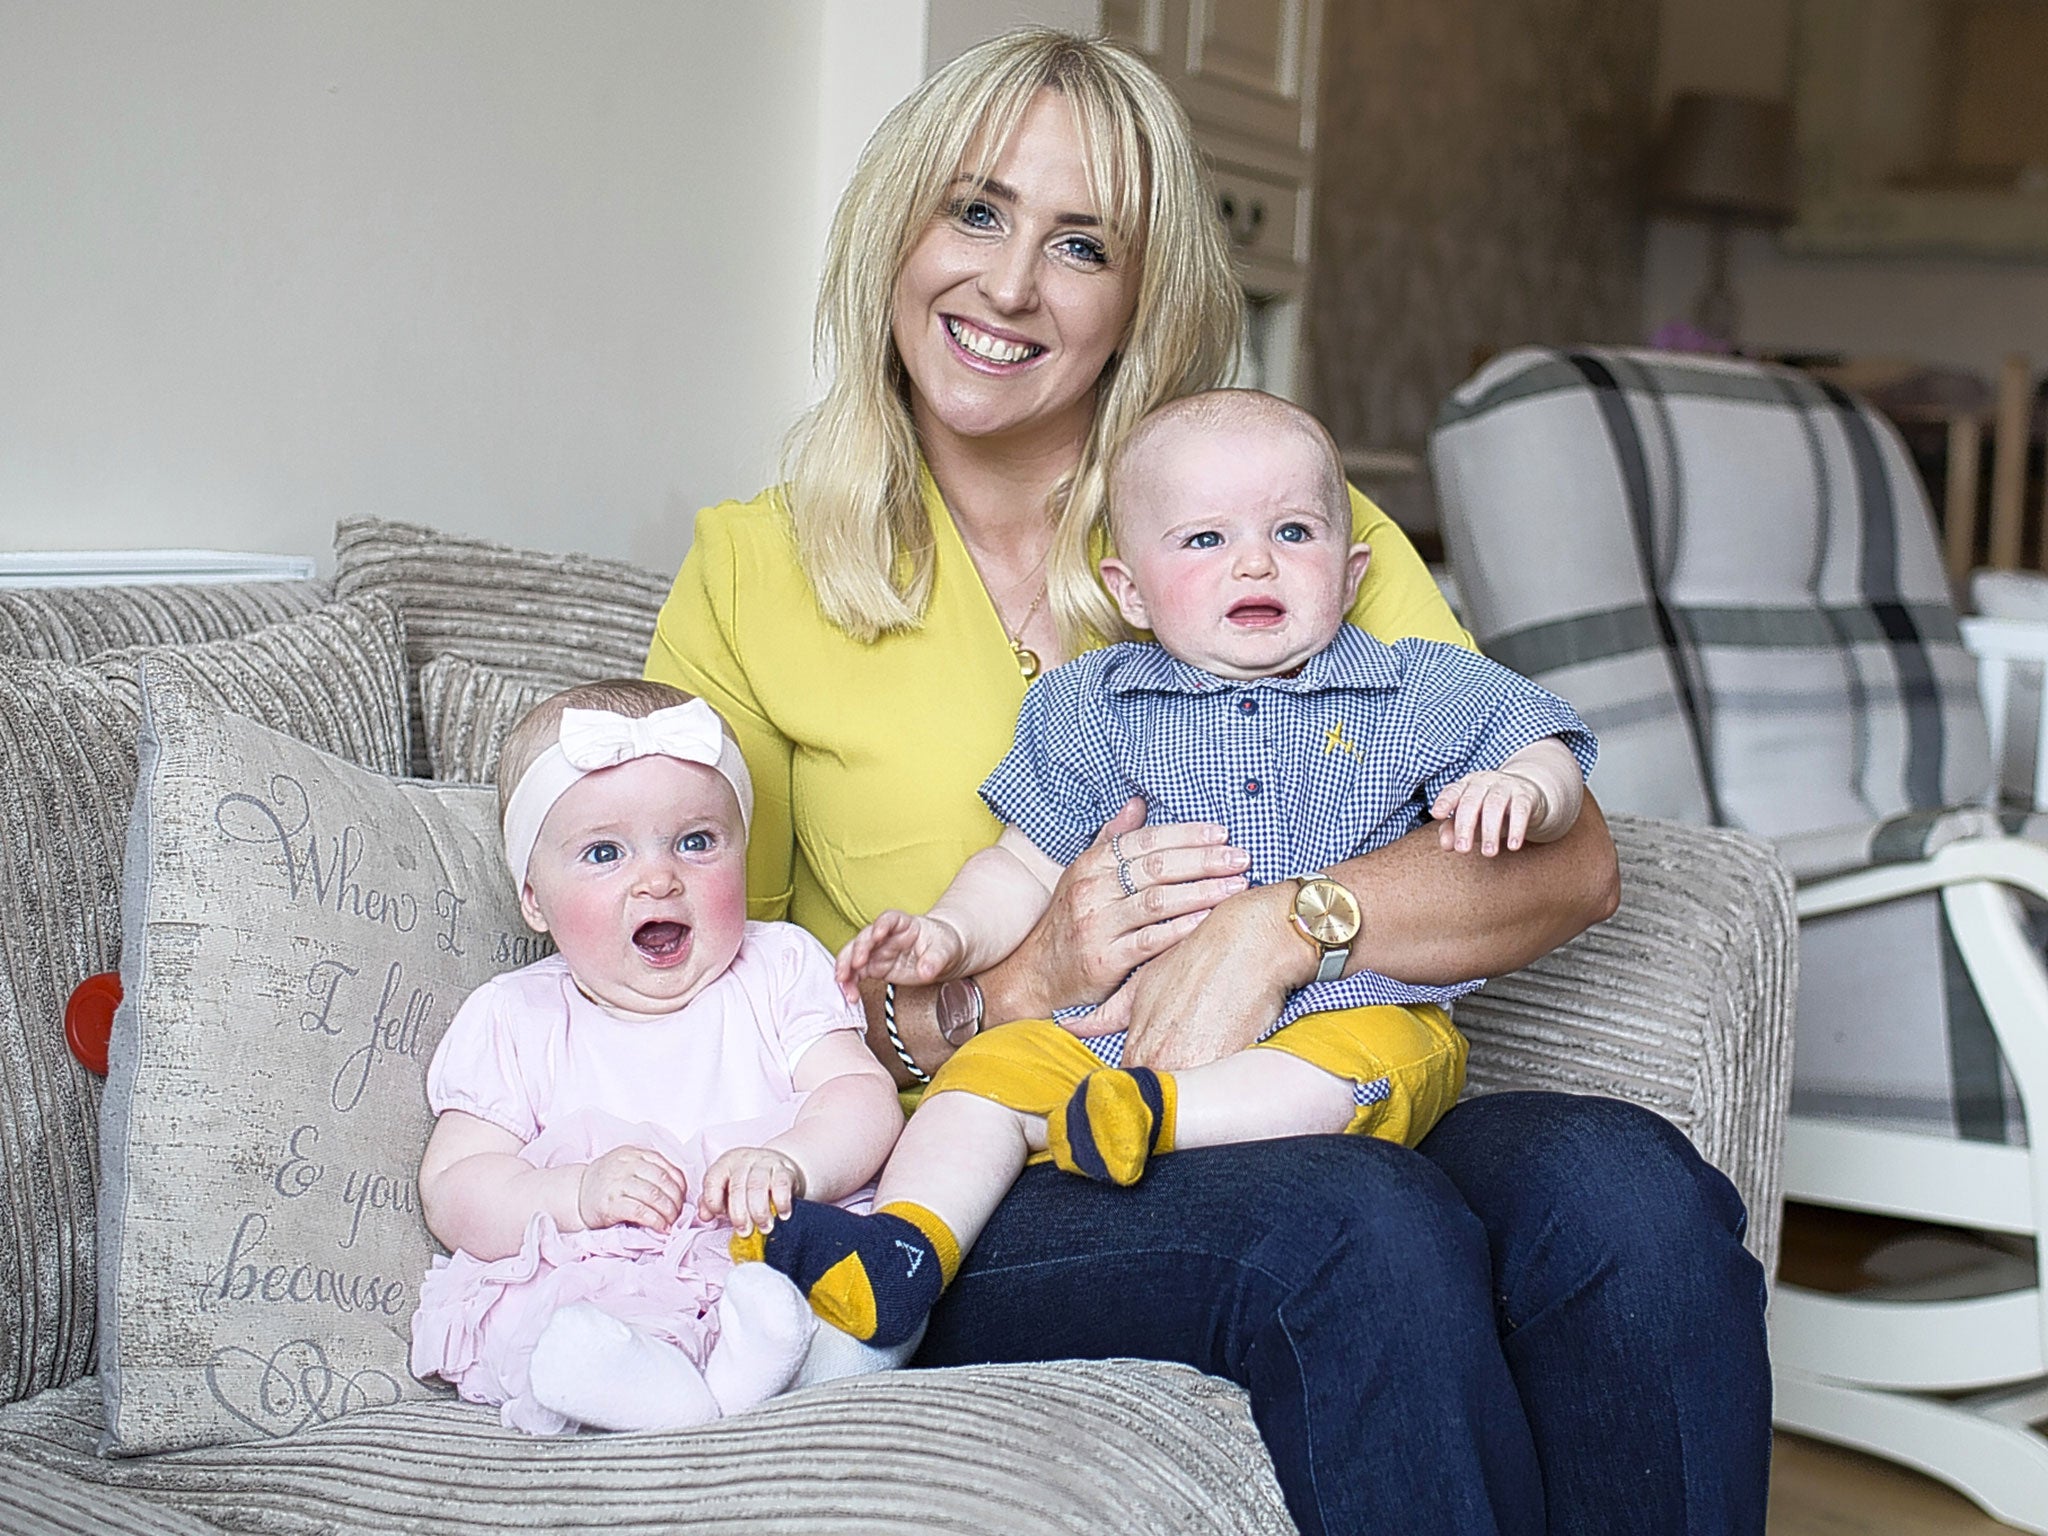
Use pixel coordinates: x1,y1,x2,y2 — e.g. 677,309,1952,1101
944,315,1045,367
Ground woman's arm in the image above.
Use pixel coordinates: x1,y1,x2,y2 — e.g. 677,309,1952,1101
1116,794,1620,1072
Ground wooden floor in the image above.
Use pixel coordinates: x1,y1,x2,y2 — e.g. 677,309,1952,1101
1770,1432,2023,1534
1766,1205,2039,1533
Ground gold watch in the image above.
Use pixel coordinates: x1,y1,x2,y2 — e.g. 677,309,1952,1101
1289,871,1361,983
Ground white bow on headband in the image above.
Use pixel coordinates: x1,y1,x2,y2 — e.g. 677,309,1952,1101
502,699,755,888
558,703,726,772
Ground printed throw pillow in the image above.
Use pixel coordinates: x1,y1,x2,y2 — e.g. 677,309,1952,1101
416,652,564,785
333,517,671,776
97,668,543,1454
0,596,409,1409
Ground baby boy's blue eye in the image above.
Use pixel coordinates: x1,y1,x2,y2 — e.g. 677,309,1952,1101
1277,522,1313,543
581,842,622,866
1186,530,1223,549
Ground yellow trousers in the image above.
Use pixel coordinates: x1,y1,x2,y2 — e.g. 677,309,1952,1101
923,1003,1467,1164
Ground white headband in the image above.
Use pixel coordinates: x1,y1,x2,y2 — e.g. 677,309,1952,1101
502,700,754,888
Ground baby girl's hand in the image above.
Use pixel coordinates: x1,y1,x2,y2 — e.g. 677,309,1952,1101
698,1146,807,1236
834,910,968,1003
577,1144,689,1232
1431,770,1548,857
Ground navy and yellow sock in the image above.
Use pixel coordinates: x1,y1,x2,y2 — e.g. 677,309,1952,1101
730,1199,959,1347
1047,1067,1176,1185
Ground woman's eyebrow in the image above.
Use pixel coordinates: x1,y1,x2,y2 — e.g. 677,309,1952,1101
951,173,1101,226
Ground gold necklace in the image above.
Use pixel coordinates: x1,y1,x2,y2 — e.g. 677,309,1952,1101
1002,583,1049,680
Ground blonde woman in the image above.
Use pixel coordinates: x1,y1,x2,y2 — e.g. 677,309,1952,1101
649,30,1767,1536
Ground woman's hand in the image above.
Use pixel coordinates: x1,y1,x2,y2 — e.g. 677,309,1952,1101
1113,883,1307,1071
577,1144,689,1233
978,798,1249,1023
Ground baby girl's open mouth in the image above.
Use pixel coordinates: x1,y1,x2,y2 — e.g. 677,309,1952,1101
1228,599,1287,627
633,920,689,966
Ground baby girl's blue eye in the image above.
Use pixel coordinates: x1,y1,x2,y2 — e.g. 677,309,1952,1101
581,842,622,866
680,831,714,854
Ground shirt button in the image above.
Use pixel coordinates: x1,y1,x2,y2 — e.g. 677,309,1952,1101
1244,778,1262,796
1237,697,1257,715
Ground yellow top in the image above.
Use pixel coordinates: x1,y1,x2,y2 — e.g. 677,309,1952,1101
645,473,1473,951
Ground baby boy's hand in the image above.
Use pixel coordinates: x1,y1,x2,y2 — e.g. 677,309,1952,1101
577,1144,688,1232
1430,769,1549,857
834,910,968,1003
698,1146,807,1236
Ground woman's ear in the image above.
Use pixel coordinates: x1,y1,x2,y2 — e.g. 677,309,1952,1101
1098,556,1150,630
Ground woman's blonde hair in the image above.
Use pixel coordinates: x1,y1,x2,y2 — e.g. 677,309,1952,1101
783,27,1243,652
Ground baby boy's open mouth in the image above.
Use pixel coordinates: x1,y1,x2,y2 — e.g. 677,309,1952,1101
632,920,689,965
1228,599,1287,626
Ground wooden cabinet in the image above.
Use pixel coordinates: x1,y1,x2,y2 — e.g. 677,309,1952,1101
1102,0,1323,394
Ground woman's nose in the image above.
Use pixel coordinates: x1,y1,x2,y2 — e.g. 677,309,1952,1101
978,236,1039,314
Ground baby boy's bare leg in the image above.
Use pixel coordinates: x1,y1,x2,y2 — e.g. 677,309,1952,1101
1170,1050,1356,1149
875,1088,1043,1253
731,1091,1041,1347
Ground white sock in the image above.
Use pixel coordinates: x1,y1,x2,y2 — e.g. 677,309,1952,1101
792,1318,923,1390
527,1302,719,1432
702,1263,817,1416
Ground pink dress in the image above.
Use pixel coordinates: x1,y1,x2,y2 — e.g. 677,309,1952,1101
409,921,871,1434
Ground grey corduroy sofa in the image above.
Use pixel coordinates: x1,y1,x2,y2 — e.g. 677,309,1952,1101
0,519,1795,1535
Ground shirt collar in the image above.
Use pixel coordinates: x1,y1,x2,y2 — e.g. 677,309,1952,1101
1103,623,1402,696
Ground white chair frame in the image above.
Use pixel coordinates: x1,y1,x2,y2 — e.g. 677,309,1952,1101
1772,613,2048,1531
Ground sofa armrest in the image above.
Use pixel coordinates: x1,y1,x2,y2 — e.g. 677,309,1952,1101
1456,814,1796,1280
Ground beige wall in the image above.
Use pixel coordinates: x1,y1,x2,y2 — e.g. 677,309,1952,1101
0,2,934,576
1650,0,2048,379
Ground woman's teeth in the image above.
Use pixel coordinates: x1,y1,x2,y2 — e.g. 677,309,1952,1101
948,318,1041,364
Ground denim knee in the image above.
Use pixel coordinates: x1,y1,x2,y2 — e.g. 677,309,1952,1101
1420,1092,1760,1324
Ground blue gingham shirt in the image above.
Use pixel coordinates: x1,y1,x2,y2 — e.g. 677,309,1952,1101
980,624,1598,1046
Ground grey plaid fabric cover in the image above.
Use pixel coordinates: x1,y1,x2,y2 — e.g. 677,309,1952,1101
1432,345,2015,1144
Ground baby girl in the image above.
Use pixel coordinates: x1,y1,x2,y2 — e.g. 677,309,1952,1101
409,679,905,1433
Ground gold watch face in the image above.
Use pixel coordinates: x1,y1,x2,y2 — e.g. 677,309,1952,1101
1293,878,1361,947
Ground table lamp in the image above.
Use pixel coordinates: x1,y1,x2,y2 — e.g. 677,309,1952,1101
1649,92,1795,348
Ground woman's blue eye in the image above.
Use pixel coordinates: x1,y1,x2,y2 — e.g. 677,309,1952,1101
580,842,622,866
1277,522,1313,544
680,831,714,854
1057,234,1108,266
1185,530,1223,549
953,198,999,229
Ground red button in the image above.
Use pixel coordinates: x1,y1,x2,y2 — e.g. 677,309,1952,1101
65,971,121,1077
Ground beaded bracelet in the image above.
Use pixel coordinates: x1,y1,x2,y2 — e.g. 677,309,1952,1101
881,982,930,1084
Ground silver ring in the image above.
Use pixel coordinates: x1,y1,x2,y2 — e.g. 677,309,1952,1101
1117,857,1138,897
1109,831,1128,861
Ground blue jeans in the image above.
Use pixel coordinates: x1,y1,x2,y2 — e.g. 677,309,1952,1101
913,1091,1770,1536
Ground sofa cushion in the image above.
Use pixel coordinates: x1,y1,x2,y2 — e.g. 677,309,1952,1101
0,1363,1296,1535
333,517,669,776
0,582,332,663
98,669,532,1454
416,653,564,785
0,598,410,1410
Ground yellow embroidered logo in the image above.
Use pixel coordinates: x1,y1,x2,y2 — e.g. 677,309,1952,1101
1324,722,1363,760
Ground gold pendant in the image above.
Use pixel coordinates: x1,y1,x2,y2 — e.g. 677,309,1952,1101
1014,643,1040,680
